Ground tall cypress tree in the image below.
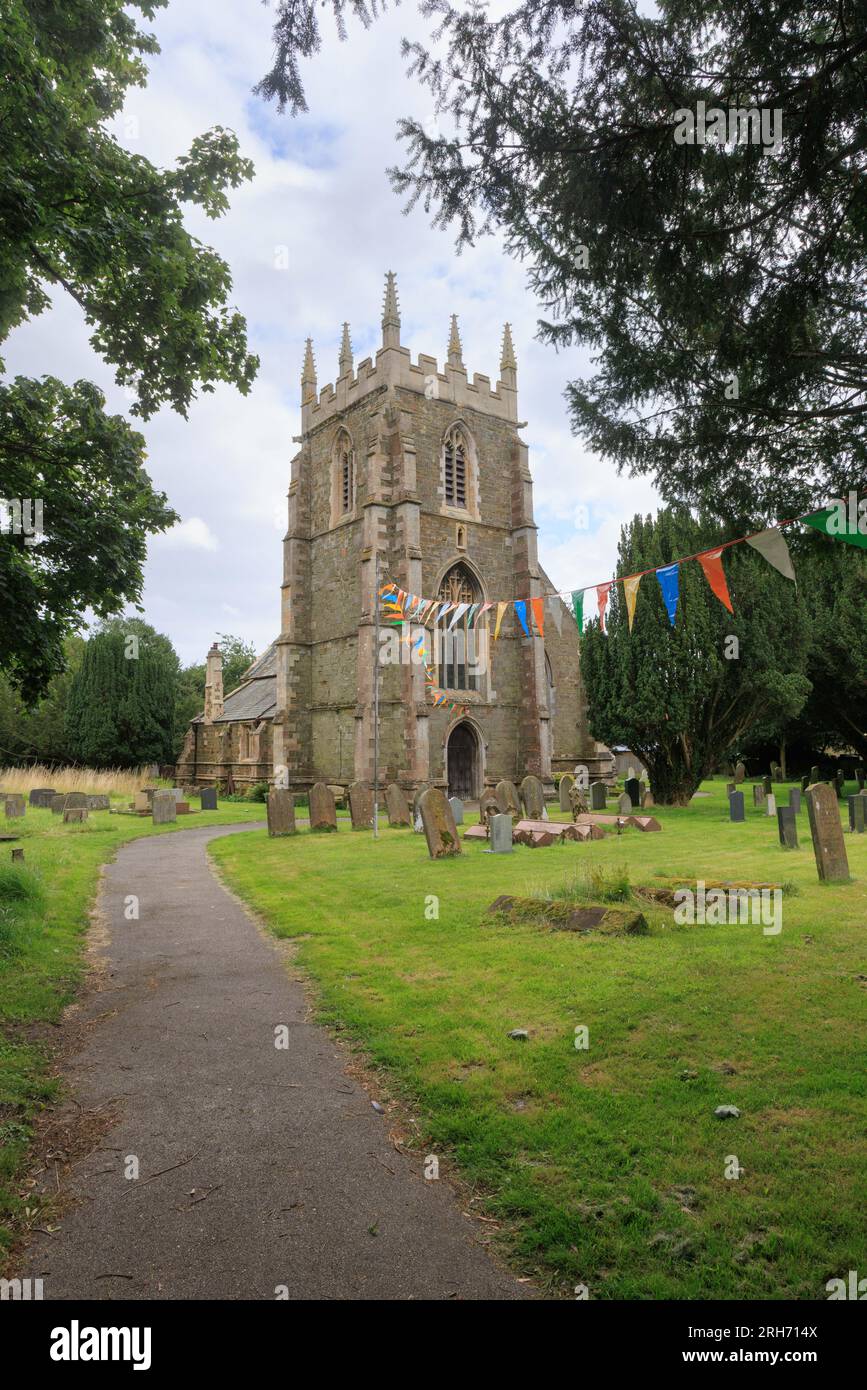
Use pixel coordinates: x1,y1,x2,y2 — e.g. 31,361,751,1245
579,510,811,804
66,619,179,767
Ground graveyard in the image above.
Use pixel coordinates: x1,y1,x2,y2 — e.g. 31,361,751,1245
205,774,867,1299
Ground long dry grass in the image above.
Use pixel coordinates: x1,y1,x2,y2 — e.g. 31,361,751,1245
0,764,161,798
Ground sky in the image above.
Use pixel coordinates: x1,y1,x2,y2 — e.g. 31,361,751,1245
6,0,660,666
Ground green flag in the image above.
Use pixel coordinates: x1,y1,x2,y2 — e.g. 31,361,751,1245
803,504,867,549
571,589,584,633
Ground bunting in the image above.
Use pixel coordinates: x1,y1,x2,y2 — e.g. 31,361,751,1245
745,528,796,581
514,599,530,637
571,590,584,633
623,574,641,632
597,582,612,633
697,547,734,613
803,503,867,550
531,596,545,638
656,563,680,627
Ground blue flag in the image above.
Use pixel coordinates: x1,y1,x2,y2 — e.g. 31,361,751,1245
513,600,530,637
656,563,680,627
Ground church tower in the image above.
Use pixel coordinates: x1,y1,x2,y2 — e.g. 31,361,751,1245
272,274,600,798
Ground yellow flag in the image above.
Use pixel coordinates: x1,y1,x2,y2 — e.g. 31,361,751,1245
623,574,642,632
493,601,508,640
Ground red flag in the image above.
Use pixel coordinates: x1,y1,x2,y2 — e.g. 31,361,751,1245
597,582,612,633
697,547,734,614
530,596,545,637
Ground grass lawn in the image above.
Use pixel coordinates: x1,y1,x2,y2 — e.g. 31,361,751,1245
0,797,265,1252
212,779,867,1300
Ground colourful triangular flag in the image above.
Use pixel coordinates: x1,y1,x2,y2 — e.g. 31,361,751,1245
448,602,470,630
656,563,679,626
745,528,796,580
571,590,584,633
802,503,867,550
531,597,545,637
597,582,612,633
697,547,734,613
622,574,642,632
514,600,530,637
493,602,508,640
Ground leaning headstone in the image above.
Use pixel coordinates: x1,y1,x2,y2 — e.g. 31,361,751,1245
86,795,110,811
734,761,745,783
624,776,641,808
487,813,513,854
348,782,373,830
766,793,776,817
519,775,544,820
4,795,25,818
267,789,296,837
617,792,632,816
848,794,866,834
385,782,411,827
805,783,849,883
788,788,802,815
200,787,218,811
63,807,88,825
729,790,745,822
777,806,798,849
558,775,575,811
29,788,56,808
418,787,461,859
590,781,607,811
448,796,464,826
495,780,521,817
152,789,176,824
412,785,431,823
309,782,337,832
753,784,765,807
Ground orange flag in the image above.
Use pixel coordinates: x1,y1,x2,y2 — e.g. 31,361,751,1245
530,596,545,637
697,547,734,613
597,582,612,633
622,574,641,632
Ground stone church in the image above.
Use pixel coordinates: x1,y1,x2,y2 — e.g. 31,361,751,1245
176,274,610,797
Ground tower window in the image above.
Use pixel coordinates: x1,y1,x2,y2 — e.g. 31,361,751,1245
437,562,481,692
444,430,467,508
340,450,353,513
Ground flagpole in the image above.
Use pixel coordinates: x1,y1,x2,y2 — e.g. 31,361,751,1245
373,548,380,839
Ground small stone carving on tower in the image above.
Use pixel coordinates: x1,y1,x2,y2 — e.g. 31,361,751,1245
203,642,224,724
447,314,463,368
381,270,401,349
338,322,353,378
301,337,317,405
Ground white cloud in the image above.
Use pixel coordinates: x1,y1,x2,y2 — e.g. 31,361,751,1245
155,517,219,552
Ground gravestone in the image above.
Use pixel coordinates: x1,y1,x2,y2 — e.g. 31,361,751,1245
479,790,500,833
568,782,588,819
810,765,821,785
487,813,513,854
617,792,632,816
348,782,374,830
641,790,655,809
152,790,176,824
267,789,296,836
519,775,544,820
558,775,574,811
766,793,776,817
4,795,25,818
788,788,802,815
495,780,521,817
777,806,798,849
418,787,462,859
762,775,772,796
729,790,745,823
856,767,865,791
412,785,431,823
771,762,782,782
175,802,191,815
63,807,88,825
624,776,641,807
805,783,849,883
385,782,411,827
133,791,150,812
726,782,735,796
309,782,337,832
65,792,88,809
448,796,464,826
800,774,810,794
753,784,765,807
29,788,56,808
200,787,218,810
835,769,846,798
50,794,67,814
86,795,110,811
848,795,866,834
590,781,607,811
734,761,745,783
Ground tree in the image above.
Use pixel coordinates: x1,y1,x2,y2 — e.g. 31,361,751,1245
1,1,258,696
259,1,867,518
0,636,85,766
65,618,180,767
579,509,811,804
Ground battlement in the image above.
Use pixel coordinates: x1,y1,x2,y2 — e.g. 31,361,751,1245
301,274,518,432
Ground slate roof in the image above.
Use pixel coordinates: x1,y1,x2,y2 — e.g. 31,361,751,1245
192,641,278,724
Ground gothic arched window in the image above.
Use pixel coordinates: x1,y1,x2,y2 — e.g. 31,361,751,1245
443,427,468,509
333,429,355,519
436,562,482,691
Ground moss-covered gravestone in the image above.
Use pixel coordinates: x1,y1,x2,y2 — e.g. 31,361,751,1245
495,780,521,817
385,782,411,827
805,783,849,882
309,782,337,832
520,774,544,819
558,775,574,811
267,789,296,836
419,787,462,859
4,795,25,818
348,782,374,830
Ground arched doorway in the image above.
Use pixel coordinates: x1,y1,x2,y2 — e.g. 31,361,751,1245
447,721,481,800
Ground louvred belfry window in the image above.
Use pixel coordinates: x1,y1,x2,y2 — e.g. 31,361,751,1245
340,450,353,512
444,430,467,508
